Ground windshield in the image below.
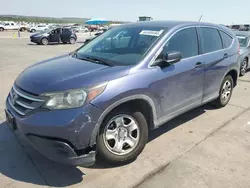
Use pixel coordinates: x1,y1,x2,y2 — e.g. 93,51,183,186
237,35,249,47
75,26,166,66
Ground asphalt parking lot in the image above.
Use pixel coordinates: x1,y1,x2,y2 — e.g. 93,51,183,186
1,31,250,188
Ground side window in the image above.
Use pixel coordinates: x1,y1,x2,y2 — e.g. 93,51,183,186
5,23,10,26
56,28,61,34
219,31,233,48
164,28,198,59
200,28,222,53
11,23,14,26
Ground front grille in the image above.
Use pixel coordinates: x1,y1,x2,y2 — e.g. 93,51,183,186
8,85,46,116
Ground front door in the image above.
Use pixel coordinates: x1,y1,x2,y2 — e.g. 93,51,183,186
151,27,204,121
49,29,60,42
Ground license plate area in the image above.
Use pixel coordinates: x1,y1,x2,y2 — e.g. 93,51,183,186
5,110,17,131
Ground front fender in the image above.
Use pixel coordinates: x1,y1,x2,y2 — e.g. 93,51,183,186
89,94,158,146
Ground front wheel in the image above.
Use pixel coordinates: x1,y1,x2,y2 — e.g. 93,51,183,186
96,108,148,165
41,38,49,45
240,58,248,76
213,75,233,108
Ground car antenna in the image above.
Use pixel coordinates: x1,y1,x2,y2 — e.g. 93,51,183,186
198,15,203,22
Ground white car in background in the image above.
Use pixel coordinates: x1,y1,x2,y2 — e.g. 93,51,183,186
28,24,49,33
0,21,19,31
71,26,89,33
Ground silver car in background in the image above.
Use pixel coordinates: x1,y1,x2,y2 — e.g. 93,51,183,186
235,31,250,76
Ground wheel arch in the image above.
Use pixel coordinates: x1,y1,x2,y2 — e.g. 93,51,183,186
40,37,49,44
225,68,238,87
245,56,249,62
89,95,157,146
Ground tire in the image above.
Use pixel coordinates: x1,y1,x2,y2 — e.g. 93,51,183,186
63,41,68,44
20,27,25,32
41,38,49,45
69,37,76,44
213,75,233,108
96,108,148,165
31,29,36,33
240,58,248,76
0,27,4,31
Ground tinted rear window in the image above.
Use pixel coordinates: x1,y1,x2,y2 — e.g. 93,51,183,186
237,35,249,47
200,28,222,54
219,31,233,48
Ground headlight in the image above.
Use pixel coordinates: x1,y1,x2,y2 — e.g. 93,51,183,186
42,83,107,110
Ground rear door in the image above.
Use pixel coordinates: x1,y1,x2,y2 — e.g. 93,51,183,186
61,28,71,42
199,27,232,102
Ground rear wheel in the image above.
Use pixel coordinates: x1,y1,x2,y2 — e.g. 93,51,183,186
20,27,25,32
69,37,76,44
213,75,233,108
41,38,49,45
240,58,248,76
0,27,4,31
96,108,148,165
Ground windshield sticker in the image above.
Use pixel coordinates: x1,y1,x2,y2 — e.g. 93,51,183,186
139,30,164,36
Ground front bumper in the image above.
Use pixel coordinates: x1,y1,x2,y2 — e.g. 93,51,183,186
30,37,40,43
27,135,96,166
6,97,103,166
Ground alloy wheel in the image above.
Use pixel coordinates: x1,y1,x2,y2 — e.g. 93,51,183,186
221,80,232,103
103,115,140,156
240,60,247,76
70,38,76,44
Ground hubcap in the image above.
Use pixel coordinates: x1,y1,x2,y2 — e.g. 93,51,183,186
103,115,140,155
42,39,48,45
241,60,247,75
221,80,232,103
70,38,75,44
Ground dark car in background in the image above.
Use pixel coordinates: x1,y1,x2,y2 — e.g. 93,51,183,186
230,24,250,31
234,31,250,76
30,27,77,45
6,21,239,166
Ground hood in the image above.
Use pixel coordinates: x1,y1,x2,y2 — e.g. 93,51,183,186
30,32,49,38
15,55,130,94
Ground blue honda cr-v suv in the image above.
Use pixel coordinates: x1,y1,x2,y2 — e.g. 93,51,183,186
5,21,240,166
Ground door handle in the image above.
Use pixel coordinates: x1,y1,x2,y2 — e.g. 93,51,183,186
223,53,229,59
195,62,203,68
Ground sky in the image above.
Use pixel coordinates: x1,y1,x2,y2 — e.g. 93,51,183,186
1,0,250,25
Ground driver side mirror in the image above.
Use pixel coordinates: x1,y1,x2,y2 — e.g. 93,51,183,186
152,51,182,67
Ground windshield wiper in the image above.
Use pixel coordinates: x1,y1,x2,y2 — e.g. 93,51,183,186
80,56,114,66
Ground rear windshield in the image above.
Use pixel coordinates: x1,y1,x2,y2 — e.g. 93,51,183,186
237,35,249,47
75,26,167,66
